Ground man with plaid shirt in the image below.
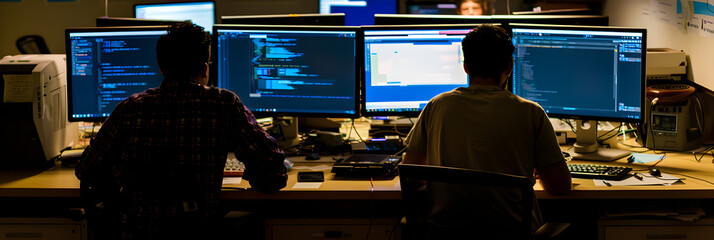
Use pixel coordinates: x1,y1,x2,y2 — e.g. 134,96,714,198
75,22,287,239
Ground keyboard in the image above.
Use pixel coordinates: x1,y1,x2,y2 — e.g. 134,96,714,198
224,158,244,177
567,164,632,180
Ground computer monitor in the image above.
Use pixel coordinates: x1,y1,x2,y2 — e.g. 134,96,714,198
320,0,398,26
374,14,608,26
221,14,345,26
96,17,183,27
510,24,646,161
512,8,597,15
362,24,483,116
213,25,360,118
493,15,608,26
134,1,215,31
66,26,167,122
406,2,458,15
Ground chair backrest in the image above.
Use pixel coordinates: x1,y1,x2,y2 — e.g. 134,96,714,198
16,35,50,54
398,163,534,239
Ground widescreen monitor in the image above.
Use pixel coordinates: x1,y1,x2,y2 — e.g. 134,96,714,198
362,24,484,116
221,14,345,26
66,27,167,122
407,2,458,15
213,25,360,117
510,24,646,160
320,0,397,26
374,14,608,26
135,1,215,31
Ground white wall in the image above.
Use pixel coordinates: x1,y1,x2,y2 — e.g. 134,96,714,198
0,0,104,57
0,0,317,58
604,0,714,90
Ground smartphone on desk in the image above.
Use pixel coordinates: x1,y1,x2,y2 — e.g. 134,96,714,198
297,172,325,182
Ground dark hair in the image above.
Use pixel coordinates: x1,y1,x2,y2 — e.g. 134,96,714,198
461,24,514,80
156,21,211,80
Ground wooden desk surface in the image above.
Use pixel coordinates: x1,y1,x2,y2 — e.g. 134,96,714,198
1,150,714,200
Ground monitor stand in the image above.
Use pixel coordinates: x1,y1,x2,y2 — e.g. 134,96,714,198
566,120,630,162
274,116,301,148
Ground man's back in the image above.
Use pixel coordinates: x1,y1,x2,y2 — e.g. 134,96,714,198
402,24,571,238
409,85,564,181
77,81,286,239
404,85,566,237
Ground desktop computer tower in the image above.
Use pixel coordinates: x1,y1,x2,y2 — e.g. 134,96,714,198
0,55,78,168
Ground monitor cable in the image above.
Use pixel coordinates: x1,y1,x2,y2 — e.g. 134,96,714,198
648,97,667,167
692,94,705,137
364,177,375,240
351,119,365,141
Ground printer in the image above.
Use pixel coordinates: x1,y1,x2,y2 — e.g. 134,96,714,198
0,55,78,168
642,49,701,151
646,48,687,81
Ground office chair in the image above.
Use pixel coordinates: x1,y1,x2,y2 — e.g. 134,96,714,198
16,35,50,54
398,164,569,240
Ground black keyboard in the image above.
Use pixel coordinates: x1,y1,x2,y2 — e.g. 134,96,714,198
568,164,632,180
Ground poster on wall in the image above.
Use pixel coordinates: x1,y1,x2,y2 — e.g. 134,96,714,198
650,0,679,26
648,0,714,37
678,0,714,37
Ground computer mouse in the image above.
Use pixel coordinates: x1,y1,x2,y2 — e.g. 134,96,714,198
305,153,321,160
649,168,662,177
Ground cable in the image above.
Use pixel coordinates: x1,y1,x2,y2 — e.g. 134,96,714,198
597,123,623,143
364,177,375,240
393,123,408,136
346,118,354,141
393,146,408,157
671,172,714,186
692,94,705,135
692,145,714,162
387,219,401,240
649,98,662,154
352,120,364,141
559,118,577,134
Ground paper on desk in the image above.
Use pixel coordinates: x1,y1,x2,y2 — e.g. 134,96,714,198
630,153,665,163
594,173,681,186
222,177,242,185
291,164,332,172
292,182,323,189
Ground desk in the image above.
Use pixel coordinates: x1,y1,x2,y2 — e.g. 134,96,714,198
0,160,402,200
2,151,714,240
3,151,714,200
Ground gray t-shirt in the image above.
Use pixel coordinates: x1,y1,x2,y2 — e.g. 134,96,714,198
404,85,565,236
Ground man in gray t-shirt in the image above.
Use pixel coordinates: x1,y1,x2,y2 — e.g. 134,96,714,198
403,24,572,238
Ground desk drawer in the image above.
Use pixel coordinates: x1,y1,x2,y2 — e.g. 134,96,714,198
604,226,714,240
0,218,86,240
267,218,399,240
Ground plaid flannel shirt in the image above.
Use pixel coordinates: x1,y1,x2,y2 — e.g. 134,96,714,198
76,80,286,239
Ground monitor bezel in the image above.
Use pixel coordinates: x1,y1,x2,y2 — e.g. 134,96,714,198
65,26,169,123
373,14,608,26
374,14,496,25
133,1,216,30
221,13,346,26
507,23,647,124
360,24,492,117
211,24,362,118
318,0,398,26
95,17,183,27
